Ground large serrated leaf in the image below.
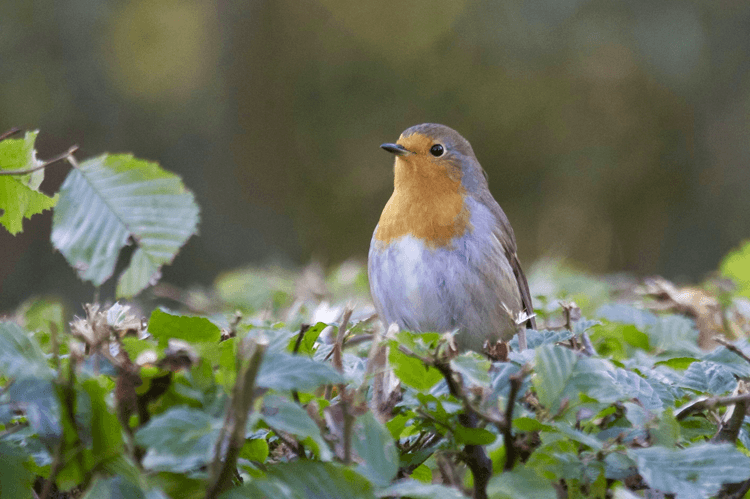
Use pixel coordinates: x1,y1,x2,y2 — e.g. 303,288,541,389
630,443,750,499
376,480,467,499
677,361,736,395
352,412,399,486
135,407,220,473
533,344,579,411
51,154,199,297
260,394,333,461
0,131,57,235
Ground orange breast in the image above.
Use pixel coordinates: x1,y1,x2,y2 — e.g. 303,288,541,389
375,153,470,248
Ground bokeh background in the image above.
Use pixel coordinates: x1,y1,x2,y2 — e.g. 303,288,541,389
2,0,750,311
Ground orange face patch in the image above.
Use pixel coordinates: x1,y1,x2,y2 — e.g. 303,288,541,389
375,133,470,248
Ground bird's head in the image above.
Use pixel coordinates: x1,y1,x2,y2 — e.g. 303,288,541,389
380,123,488,195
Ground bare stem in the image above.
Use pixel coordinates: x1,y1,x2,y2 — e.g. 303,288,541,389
676,392,750,421
0,146,79,176
206,338,267,499
503,367,529,470
0,127,21,141
714,338,750,365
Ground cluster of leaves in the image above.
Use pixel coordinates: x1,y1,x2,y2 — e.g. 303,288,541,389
5,128,750,498
2,249,750,498
0,128,199,297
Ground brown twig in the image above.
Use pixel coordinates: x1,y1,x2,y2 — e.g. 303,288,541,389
503,366,530,470
675,393,750,421
430,358,491,499
206,337,267,499
0,127,21,141
714,338,750,365
0,145,79,176
712,396,748,444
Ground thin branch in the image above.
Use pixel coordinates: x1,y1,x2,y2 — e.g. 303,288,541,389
675,392,750,421
0,145,79,176
580,330,596,356
712,395,748,444
291,324,310,405
503,367,529,470
0,127,21,141
335,307,354,463
431,358,491,499
714,337,750,365
332,306,353,374
41,357,80,499
206,337,267,499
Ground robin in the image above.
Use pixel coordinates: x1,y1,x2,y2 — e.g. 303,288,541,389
368,123,536,352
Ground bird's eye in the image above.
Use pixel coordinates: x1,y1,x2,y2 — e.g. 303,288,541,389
429,144,445,157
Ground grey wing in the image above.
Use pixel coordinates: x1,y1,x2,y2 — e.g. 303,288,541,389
481,191,536,330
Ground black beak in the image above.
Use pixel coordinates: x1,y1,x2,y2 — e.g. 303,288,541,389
380,143,412,156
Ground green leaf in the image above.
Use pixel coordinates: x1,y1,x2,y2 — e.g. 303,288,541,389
135,407,220,473
0,321,54,379
81,475,169,499
81,378,123,462
388,345,442,391
224,460,375,499
256,352,343,392
287,322,327,356
513,417,553,432
654,357,697,370
453,425,497,445
508,329,573,350
721,240,750,298
375,480,466,499
410,464,432,483
596,304,657,330
0,441,36,499
678,361,736,394
607,368,663,411
50,153,199,297
648,315,701,355
622,325,650,350
147,309,221,348
533,344,578,411
260,394,332,461
240,438,269,463
449,353,490,388
385,412,410,440
0,131,57,235
487,467,557,499
631,443,750,499
552,423,603,451
352,412,399,486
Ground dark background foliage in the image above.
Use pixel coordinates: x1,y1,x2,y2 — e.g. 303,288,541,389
2,0,750,309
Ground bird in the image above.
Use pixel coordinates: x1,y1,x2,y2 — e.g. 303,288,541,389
368,123,536,352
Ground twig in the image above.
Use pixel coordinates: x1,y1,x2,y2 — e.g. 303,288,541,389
292,324,310,355
0,145,79,176
712,395,748,444
675,393,750,421
0,127,21,141
334,307,354,463
41,357,80,499
580,331,596,357
503,366,529,470
332,307,353,374
714,338,750,365
267,425,305,458
291,324,310,405
431,358,492,499
206,337,267,499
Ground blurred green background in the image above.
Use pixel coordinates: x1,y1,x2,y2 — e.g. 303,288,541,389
2,0,750,310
